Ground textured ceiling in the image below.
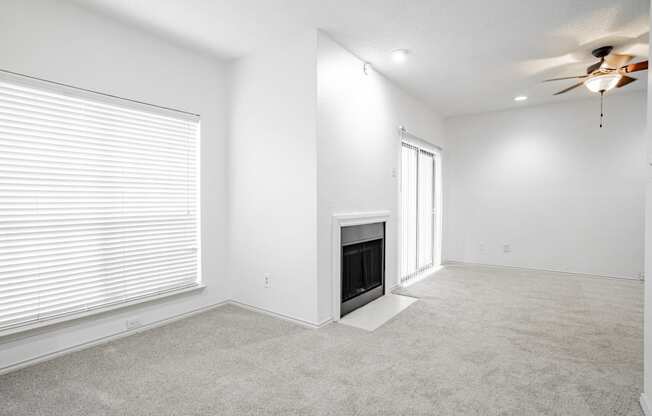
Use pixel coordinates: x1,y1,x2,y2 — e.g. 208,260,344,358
73,0,649,116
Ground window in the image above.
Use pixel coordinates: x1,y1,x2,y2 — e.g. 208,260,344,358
400,140,440,283
0,76,201,334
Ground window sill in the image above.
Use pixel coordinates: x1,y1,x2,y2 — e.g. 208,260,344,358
0,284,206,339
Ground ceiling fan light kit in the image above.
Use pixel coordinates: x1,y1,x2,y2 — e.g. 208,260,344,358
543,45,648,128
584,73,622,93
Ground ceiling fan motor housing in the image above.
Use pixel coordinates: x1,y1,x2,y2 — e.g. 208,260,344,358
592,46,613,59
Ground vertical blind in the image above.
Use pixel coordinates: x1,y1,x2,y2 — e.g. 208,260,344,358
401,143,418,279
417,150,434,269
0,77,200,334
401,142,436,283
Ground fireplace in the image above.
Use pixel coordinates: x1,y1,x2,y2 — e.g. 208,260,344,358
340,222,385,317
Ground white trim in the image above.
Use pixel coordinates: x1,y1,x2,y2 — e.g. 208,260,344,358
0,285,206,338
331,210,392,321
443,260,641,281
228,300,331,329
196,119,204,290
386,283,401,293
641,393,651,416
0,298,228,376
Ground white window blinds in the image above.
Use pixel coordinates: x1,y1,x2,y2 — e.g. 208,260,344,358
0,77,201,334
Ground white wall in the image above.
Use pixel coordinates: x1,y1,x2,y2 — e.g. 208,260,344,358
0,0,229,371
642,2,652,408
227,31,445,325
444,91,647,279
227,32,320,324
316,33,444,322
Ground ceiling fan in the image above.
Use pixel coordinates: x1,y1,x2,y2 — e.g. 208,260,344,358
544,46,648,127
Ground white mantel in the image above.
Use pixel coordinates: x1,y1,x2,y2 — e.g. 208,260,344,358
331,211,391,321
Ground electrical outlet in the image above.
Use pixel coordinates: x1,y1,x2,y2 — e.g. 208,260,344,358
126,319,142,330
479,242,486,253
391,168,397,178
264,273,271,288
640,272,645,281
503,244,511,254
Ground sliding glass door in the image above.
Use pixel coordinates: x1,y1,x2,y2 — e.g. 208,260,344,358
401,142,437,283
417,150,435,269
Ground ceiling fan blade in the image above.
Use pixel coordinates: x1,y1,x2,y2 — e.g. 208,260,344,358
543,75,588,82
605,54,633,69
586,61,602,74
553,82,584,95
624,60,648,73
616,75,637,88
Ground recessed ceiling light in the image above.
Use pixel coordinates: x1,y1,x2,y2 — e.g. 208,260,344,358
514,95,528,101
391,49,409,63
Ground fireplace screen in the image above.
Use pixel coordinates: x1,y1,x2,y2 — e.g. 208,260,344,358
340,222,385,317
342,239,383,302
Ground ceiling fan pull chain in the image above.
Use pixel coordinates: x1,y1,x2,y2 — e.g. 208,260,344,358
600,91,604,128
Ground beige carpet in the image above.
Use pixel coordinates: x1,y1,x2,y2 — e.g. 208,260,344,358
0,264,643,415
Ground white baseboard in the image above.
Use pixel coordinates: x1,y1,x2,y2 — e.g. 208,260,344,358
399,265,445,288
0,300,230,376
387,283,400,293
443,260,640,281
641,393,651,416
228,300,331,329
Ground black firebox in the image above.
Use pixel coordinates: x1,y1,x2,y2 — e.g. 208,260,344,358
340,222,385,317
